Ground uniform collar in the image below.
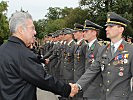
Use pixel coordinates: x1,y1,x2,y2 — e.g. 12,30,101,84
60,41,64,44
77,39,83,45
46,41,50,43
111,39,123,52
88,38,97,47
8,36,26,47
67,39,74,46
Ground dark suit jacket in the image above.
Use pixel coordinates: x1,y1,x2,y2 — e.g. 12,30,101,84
0,36,71,100
77,40,133,100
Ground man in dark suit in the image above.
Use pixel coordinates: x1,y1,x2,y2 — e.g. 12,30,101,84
72,12,132,100
0,11,77,100
82,20,103,100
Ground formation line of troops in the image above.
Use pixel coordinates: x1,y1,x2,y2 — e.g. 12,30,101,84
1,11,133,100
35,12,132,100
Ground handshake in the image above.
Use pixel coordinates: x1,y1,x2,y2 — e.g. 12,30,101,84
69,83,80,97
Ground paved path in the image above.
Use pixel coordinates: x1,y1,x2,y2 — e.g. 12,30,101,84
37,88,59,100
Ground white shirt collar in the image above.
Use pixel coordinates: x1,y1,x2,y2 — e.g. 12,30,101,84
60,41,63,44
88,38,97,47
68,40,73,46
111,39,123,52
64,41,66,45
46,41,50,43
77,39,83,45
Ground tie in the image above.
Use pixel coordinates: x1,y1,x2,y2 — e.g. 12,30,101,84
111,44,115,56
88,44,89,50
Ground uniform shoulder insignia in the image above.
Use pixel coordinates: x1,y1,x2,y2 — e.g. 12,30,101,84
84,41,88,44
103,41,110,45
98,41,104,46
127,42,133,45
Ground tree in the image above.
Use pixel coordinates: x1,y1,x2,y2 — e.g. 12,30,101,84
0,1,9,44
64,7,89,28
79,0,133,39
44,19,66,34
45,7,62,20
34,19,46,39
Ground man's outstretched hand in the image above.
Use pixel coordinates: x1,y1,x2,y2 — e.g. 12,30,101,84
69,83,79,97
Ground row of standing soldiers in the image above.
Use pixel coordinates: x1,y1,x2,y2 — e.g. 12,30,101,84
35,19,132,100
39,22,103,100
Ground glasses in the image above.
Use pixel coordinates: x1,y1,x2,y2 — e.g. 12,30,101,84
26,26,35,31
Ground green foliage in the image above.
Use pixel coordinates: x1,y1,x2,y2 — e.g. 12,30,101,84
0,1,9,44
79,0,133,39
34,19,46,39
42,7,89,34
45,19,66,34
45,7,62,20
64,7,89,28
32,0,133,40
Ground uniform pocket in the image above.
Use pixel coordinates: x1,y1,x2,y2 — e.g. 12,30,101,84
112,90,129,97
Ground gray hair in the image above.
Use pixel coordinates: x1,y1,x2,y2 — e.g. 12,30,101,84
9,11,33,33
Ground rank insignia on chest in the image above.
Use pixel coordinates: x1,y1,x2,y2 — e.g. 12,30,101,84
101,65,105,71
118,44,124,51
119,67,124,71
88,53,94,58
77,50,80,55
118,71,124,77
123,59,128,64
114,53,129,64
88,59,94,64
124,54,129,59
121,50,128,53
118,54,123,60
118,67,124,77
67,53,70,57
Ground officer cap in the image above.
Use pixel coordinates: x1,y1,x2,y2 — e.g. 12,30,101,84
59,30,64,35
54,33,58,37
105,12,131,27
127,36,132,39
63,28,74,35
73,23,84,32
55,30,61,37
84,20,103,31
51,33,55,38
47,33,53,37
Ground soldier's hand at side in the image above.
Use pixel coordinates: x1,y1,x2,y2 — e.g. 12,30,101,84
69,83,79,97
